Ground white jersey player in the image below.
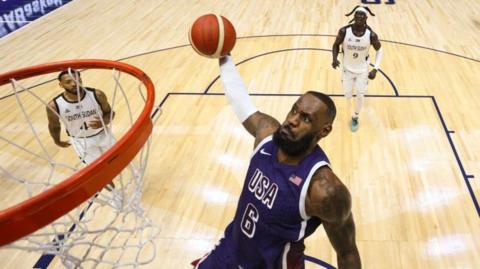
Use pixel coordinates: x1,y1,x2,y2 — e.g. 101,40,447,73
332,6,383,132
47,70,115,164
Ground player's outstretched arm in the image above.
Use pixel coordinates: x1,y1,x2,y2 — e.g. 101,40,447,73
306,167,361,269
46,101,70,147
219,55,280,147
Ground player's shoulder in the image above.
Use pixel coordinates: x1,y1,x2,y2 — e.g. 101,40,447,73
46,98,59,113
88,87,107,98
308,166,351,222
366,26,378,38
338,25,352,34
47,99,56,108
48,92,63,107
53,91,64,100
311,166,346,191
335,25,351,42
94,88,106,95
84,87,97,93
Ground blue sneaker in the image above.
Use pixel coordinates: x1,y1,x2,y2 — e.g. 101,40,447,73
350,117,359,132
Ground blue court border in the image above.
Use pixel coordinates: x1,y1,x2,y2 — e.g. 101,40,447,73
28,42,477,267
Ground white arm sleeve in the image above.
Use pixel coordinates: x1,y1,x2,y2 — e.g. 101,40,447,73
219,55,258,122
373,47,384,70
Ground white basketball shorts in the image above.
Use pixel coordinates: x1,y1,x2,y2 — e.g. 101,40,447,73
342,69,369,98
71,129,115,164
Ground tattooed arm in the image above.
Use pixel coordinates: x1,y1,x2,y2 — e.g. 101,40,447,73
306,166,361,269
243,112,280,147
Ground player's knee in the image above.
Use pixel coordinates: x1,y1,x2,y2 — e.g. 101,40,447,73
344,91,353,99
357,89,367,96
342,81,354,98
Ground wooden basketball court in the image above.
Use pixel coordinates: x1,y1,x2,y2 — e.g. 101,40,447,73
0,1,479,268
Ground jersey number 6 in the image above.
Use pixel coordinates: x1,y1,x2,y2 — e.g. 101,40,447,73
241,203,259,238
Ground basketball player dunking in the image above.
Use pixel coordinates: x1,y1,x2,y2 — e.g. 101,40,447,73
191,55,361,268
332,6,383,132
46,70,115,164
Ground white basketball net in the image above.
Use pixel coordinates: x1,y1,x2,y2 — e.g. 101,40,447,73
0,68,159,268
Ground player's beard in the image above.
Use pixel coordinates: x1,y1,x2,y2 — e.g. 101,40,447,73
65,86,83,96
272,126,316,157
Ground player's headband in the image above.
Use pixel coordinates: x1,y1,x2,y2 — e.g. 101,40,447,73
345,6,375,17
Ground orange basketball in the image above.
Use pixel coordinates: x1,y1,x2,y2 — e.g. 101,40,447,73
189,14,236,58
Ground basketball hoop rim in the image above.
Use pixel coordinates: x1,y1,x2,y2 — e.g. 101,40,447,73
0,59,155,246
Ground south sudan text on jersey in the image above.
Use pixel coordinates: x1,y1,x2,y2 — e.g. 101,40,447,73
65,109,99,122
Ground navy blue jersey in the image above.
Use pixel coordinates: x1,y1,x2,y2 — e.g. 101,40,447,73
196,135,330,269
